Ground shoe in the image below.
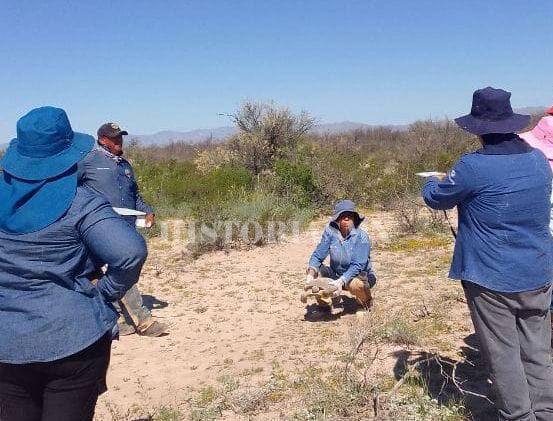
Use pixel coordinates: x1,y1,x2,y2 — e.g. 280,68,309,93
137,320,168,337
118,321,136,336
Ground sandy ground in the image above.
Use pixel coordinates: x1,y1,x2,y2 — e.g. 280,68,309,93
95,212,483,420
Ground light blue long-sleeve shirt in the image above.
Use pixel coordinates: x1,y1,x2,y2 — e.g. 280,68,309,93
423,139,553,293
308,223,375,285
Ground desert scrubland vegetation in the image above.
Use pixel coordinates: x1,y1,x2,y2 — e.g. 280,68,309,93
127,100,487,249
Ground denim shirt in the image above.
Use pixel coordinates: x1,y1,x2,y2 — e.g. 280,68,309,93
308,223,375,285
423,139,553,293
77,147,153,224
0,187,147,363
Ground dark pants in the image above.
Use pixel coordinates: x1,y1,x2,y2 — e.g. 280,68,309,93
0,333,111,421
463,281,553,421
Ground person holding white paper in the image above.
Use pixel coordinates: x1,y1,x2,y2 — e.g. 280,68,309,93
78,122,166,338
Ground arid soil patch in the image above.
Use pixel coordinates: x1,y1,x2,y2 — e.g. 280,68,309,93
95,212,491,420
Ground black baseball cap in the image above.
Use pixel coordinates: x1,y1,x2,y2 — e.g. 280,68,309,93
97,122,128,139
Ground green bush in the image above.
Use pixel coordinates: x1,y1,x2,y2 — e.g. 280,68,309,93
272,158,320,207
131,158,254,219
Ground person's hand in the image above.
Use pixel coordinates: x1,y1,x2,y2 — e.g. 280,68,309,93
329,277,345,297
145,213,155,227
305,268,317,285
436,172,447,181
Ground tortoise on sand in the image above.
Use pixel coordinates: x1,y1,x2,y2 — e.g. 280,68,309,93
301,277,339,311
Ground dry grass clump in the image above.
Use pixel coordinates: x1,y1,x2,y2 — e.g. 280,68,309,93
98,401,184,421
189,368,289,420
380,234,452,253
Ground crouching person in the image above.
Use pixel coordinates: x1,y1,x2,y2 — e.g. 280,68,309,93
306,200,376,311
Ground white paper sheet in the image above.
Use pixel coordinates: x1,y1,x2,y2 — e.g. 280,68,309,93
112,207,147,216
415,171,447,178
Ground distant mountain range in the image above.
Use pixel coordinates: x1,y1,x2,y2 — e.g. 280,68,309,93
128,127,236,146
514,106,547,115
128,121,408,146
125,106,547,146
0,107,547,150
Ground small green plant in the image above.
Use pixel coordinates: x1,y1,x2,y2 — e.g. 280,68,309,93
388,373,468,420
383,318,422,347
154,407,183,421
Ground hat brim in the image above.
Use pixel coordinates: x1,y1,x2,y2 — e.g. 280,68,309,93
454,113,530,135
0,168,77,234
101,130,128,138
1,132,94,181
332,210,365,224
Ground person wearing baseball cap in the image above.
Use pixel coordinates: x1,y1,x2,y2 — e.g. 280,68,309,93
423,87,553,419
78,122,166,337
96,122,129,156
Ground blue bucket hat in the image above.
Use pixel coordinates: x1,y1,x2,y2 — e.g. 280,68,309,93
331,200,365,226
454,87,530,136
0,106,94,234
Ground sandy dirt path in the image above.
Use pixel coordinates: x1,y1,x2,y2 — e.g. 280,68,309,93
95,213,479,420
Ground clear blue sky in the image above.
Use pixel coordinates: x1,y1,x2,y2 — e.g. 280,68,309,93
1,0,552,140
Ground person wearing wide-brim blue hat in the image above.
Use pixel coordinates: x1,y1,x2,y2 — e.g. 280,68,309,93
306,199,376,312
422,87,553,419
0,106,148,419
0,106,95,233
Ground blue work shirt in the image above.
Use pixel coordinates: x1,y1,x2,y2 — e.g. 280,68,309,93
0,186,147,363
308,223,375,285
423,137,553,293
77,147,153,224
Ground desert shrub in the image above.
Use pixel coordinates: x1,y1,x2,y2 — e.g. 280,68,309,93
270,158,320,207
127,139,210,163
196,100,314,174
185,190,315,254
310,119,479,213
131,159,254,219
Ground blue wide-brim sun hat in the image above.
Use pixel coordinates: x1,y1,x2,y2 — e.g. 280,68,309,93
331,199,365,225
2,106,94,180
0,106,94,234
0,168,78,234
454,87,530,136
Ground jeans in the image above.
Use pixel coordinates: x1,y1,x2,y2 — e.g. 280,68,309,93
0,333,111,421
318,265,373,308
113,283,152,329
